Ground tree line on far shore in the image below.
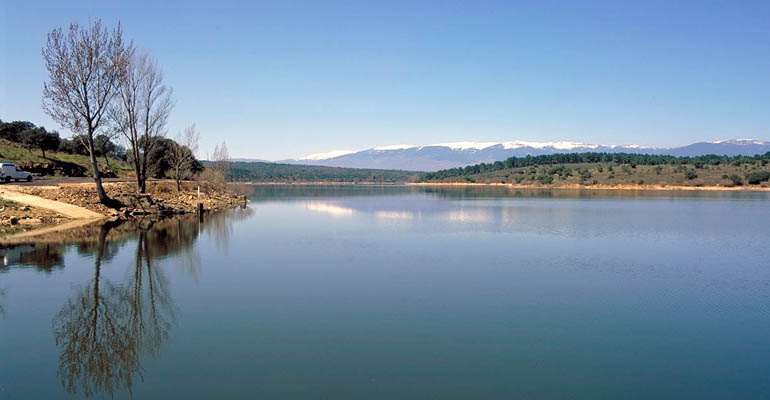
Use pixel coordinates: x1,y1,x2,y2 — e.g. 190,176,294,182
227,161,417,183
422,152,770,185
35,19,230,205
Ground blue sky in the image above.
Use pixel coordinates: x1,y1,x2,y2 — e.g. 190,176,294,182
1,0,769,160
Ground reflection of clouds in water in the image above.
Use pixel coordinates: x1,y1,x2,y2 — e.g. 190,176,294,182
298,197,585,233
303,199,497,224
446,208,493,223
375,211,415,220
304,202,354,216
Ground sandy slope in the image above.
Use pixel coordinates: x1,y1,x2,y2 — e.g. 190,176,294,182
0,187,104,219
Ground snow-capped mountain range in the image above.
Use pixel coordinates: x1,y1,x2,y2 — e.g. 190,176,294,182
273,139,770,172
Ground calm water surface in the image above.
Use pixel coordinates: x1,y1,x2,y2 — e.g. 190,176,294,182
1,185,769,399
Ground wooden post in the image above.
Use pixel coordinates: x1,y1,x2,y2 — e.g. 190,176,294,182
197,185,203,215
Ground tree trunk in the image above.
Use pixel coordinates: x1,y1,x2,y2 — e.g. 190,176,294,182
87,129,112,205
176,166,181,191
132,146,143,193
42,148,46,159
140,144,149,194
139,147,148,194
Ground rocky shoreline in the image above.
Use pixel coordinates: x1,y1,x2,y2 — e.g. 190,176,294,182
3,180,247,224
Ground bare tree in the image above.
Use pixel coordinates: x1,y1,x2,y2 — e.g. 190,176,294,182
110,50,173,193
211,141,230,179
168,124,200,191
42,20,131,205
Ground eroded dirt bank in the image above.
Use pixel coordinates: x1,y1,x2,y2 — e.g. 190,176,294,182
6,181,247,217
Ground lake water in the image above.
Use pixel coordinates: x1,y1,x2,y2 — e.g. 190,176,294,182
1,185,769,399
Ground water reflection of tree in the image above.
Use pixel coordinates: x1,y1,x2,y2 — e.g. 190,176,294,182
145,217,202,280
33,208,252,397
202,206,253,250
0,287,6,317
125,230,175,361
53,221,140,397
0,244,66,272
53,221,182,398
19,244,66,270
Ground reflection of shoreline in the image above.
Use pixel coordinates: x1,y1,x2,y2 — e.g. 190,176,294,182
250,183,770,204
0,218,104,245
1,207,252,247
411,182,770,192
0,208,253,275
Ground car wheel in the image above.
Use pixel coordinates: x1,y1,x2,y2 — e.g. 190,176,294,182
4,177,10,183
26,175,32,182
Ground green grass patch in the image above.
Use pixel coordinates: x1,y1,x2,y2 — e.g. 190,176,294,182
0,139,132,177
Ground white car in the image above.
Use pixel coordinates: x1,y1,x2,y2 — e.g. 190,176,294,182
0,163,32,183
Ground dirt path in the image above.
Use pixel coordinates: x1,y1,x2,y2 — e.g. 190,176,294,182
0,187,104,219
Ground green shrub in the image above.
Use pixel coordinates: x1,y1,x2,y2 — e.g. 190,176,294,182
745,171,770,185
622,165,633,175
685,169,698,180
548,165,572,177
727,175,743,186
537,174,553,184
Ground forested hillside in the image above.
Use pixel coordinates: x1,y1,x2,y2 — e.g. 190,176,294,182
227,161,418,183
421,152,770,188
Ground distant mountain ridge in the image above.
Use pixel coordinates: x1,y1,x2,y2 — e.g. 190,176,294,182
275,139,770,172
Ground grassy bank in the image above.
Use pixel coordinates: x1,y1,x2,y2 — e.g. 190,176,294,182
0,139,132,177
